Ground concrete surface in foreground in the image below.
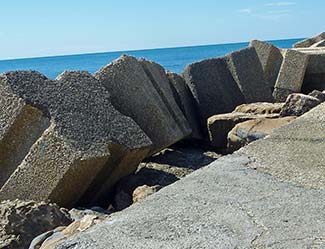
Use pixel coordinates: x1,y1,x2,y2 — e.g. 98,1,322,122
56,104,325,249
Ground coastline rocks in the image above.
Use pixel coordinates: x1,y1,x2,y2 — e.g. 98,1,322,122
94,55,191,155
249,40,283,90
0,71,152,207
280,93,321,117
273,49,310,101
224,47,274,103
182,57,245,133
310,40,325,48
234,102,284,115
0,200,71,249
294,32,325,48
207,112,279,148
227,117,296,151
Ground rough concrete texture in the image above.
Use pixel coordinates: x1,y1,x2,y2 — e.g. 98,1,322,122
207,112,279,148
241,102,325,189
182,57,245,132
56,152,325,248
167,72,202,139
234,102,284,115
225,47,274,103
228,116,296,151
0,71,152,207
273,49,310,101
280,93,321,117
249,40,283,90
0,200,71,249
294,32,325,48
94,55,191,154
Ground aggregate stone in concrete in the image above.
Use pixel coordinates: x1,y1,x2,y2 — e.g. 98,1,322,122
94,55,191,154
225,47,274,103
0,71,152,207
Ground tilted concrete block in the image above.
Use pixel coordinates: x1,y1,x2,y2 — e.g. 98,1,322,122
182,57,245,134
294,32,325,48
249,40,283,90
94,55,191,154
273,49,310,101
167,72,202,139
0,71,152,207
225,47,274,103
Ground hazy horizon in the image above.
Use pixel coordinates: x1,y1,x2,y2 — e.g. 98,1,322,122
0,0,323,60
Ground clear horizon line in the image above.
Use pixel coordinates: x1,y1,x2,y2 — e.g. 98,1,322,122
0,36,304,62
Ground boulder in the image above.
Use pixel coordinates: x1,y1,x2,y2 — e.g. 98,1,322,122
310,39,325,48
293,32,325,48
182,57,245,133
94,55,191,154
167,72,202,139
208,112,279,148
0,71,152,207
224,47,274,103
227,117,296,151
308,90,325,102
0,200,71,249
234,102,284,115
280,93,321,117
273,49,310,101
132,185,162,203
249,40,283,90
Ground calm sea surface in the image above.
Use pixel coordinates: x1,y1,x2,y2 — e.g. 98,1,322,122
0,38,302,79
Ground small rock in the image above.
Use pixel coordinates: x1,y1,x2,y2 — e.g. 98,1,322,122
132,185,162,203
69,207,112,221
227,117,296,151
280,93,321,117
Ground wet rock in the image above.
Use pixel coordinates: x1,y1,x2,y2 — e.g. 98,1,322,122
0,200,71,249
280,93,321,117
227,117,296,151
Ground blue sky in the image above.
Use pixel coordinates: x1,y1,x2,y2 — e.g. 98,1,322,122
0,0,323,59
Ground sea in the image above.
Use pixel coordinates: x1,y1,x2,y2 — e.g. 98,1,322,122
0,38,303,79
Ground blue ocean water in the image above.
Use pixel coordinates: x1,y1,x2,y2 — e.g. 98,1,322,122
0,38,302,79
